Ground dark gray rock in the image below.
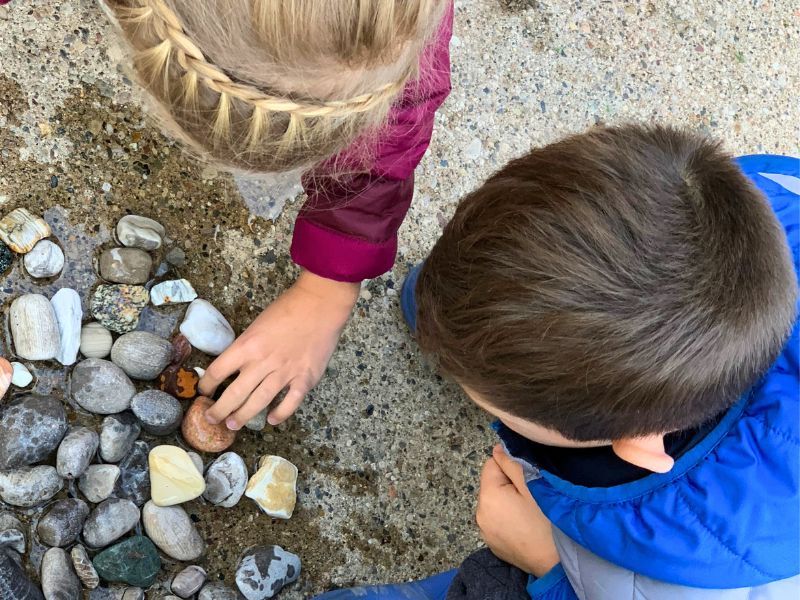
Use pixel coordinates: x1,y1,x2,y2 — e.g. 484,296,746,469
0,546,45,600
235,545,301,600
0,395,67,469
114,441,150,506
99,413,141,463
130,390,182,435
70,359,136,415
37,499,90,548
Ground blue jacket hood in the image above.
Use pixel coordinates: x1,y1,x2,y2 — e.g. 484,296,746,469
500,155,800,590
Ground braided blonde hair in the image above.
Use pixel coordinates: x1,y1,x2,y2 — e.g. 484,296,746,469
103,0,446,172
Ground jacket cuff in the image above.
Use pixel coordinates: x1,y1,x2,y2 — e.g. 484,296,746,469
526,564,577,599
290,218,397,283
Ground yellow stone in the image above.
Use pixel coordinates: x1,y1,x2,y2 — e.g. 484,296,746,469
244,455,298,519
149,445,205,507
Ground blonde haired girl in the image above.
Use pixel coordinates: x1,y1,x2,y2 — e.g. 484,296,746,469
102,0,453,428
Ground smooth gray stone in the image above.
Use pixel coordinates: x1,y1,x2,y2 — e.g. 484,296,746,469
203,452,247,508
37,499,90,548
110,331,172,380
56,427,99,479
130,390,182,435
78,465,120,504
99,413,141,464
98,248,153,285
71,359,136,415
41,547,81,600
0,395,67,469
171,565,207,598
82,499,140,549
0,467,63,507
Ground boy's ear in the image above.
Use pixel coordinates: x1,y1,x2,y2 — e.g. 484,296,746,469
611,435,675,474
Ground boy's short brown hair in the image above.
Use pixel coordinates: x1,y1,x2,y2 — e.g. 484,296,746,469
416,124,797,441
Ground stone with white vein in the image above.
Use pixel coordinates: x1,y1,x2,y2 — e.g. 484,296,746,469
51,288,82,365
150,279,198,306
23,239,64,278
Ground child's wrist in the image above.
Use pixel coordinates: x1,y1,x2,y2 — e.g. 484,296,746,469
296,270,360,308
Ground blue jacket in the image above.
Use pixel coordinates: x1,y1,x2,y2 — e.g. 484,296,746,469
498,155,800,600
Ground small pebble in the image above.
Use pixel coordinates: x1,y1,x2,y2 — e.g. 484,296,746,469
10,362,33,388
92,536,161,588
23,239,64,278
149,445,205,506
165,247,186,267
150,279,197,306
158,365,199,399
0,207,51,253
198,583,239,600
245,456,298,519
79,464,121,503
41,547,82,600
181,397,237,453
101,182,112,193
37,499,90,548
204,452,248,508
235,545,301,600
56,426,99,479
131,390,183,435
179,299,235,356
114,440,151,507
111,331,173,380
116,215,165,251
245,408,268,431
71,545,100,590
91,284,149,334
142,501,205,561
98,248,153,285
187,452,204,474
71,359,136,414
0,240,13,274
82,499,140,549
121,588,144,600
0,395,68,470
80,322,113,359
100,413,141,463
0,466,63,507
9,294,60,361
171,565,207,598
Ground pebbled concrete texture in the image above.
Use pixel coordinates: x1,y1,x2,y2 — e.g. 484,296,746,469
0,0,797,597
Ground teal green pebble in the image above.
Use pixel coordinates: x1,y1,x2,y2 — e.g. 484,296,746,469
92,535,162,588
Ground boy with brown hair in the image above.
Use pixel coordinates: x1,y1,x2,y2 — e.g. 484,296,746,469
317,125,799,599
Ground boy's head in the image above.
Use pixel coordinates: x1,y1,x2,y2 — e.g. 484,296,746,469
416,124,796,466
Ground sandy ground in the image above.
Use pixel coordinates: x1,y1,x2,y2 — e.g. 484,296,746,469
0,0,798,597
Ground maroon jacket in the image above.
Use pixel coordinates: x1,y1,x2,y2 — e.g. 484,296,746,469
292,5,453,282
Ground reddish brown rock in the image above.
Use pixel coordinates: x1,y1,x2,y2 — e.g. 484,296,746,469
159,366,199,399
170,334,192,366
181,397,236,453
0,357,12,399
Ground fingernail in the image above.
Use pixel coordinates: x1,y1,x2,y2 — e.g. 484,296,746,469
267,416,279,426
225,418,241,431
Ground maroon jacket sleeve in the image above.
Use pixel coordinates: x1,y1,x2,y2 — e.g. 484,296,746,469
291,4,454,282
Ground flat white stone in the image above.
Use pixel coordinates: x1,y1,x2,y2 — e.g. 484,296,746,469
10,362,33,387
51,288,82,366
149,445,206,506
179,299,235,356
150,279,198,306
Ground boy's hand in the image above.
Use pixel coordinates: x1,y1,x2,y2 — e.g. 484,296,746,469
476,445,560,577
199,270,359,430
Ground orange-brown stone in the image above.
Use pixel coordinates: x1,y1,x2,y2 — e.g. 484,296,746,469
0,357,11,399
159,366,198,399
181,396,236,453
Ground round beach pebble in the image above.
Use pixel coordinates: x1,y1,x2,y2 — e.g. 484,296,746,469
37,498,90,547
80,322,113,359
159,365,199,399
98,247,153,285
131,390,183,436
90,284,149,334
116,215,165,251
111,331,173,380
23,239,64,278
182,397,237,453
71,358,136,415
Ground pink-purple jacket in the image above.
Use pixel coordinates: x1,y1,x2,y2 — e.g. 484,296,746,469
292,6,453,282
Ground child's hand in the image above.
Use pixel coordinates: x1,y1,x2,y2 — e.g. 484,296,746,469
199,270,360,429
476,445,560,577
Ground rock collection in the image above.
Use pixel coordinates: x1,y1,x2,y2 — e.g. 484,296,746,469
0,211,301,598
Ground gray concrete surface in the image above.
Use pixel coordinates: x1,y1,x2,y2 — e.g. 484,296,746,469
0,0,798,597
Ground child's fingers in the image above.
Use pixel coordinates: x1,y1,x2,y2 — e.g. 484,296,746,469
225,372,288,431
266,384,307,426
204,366,269,425
492,445,528,493
480,455,513,490
199,348,241,397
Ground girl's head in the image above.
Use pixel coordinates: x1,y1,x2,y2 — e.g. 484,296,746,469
103,0,446,172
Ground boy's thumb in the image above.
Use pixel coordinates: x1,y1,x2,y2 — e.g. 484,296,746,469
492,444,528,492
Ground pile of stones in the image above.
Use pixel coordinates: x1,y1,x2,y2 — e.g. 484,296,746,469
0,208,301,600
